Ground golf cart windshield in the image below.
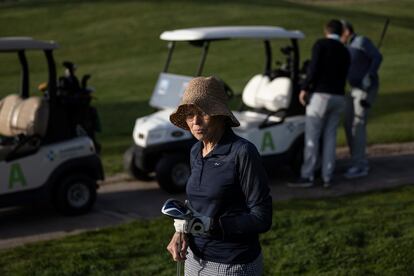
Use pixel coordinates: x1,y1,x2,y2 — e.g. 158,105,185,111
150,73,192,109
150,26,304,110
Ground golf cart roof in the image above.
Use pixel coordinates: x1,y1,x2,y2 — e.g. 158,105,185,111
0,37,58,51
160,26,305,41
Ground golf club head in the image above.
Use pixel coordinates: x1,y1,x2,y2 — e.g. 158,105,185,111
161,198,192,220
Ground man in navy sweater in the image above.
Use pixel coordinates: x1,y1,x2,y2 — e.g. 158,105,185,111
341,20,382,179
289,19,350,188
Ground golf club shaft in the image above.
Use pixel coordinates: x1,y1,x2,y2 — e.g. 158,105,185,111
378,18,390,49
177,234,181,276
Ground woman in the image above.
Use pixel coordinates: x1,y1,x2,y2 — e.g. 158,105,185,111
167,76,272,276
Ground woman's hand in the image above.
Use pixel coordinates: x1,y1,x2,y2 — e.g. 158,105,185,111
167,232,188,262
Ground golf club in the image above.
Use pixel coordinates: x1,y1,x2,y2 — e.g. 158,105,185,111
161,199,193,276
161,198,193,220
377,18,390,50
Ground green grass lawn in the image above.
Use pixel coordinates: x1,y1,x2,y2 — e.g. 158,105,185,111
1,185,414,275
1,0,414,174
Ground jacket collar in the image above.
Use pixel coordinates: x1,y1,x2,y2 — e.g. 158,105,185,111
211,128,235,155
196,128,235,158
348,33,357,45
327,33,341,41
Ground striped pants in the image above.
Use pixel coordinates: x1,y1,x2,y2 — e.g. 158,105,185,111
184,249,263,276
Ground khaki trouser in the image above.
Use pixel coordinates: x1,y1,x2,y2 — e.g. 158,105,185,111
301,93,345,182
344,86,378,169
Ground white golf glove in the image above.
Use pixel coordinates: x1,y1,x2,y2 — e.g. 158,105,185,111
173,217,213,235
174,219,188,233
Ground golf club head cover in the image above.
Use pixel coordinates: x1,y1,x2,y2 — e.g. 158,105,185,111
187,216,213,235
184,200,215,236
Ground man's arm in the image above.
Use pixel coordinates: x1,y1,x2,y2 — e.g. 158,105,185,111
301,39,322,92
362,36,382,76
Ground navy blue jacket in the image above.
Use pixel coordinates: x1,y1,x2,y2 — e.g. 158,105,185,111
186,128,272,264
347,34,382,90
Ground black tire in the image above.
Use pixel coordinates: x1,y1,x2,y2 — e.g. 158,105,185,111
155,154,190,194
53,174,97,215
123,146,152,181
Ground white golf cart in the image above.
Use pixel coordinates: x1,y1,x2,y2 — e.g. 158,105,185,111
124,26,307,193
0,37,104,215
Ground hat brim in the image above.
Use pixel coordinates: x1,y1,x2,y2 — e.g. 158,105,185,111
170,103,240,131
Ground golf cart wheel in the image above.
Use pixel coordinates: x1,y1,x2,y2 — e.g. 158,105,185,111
155,154,190,194
53,174,97,215
123,146,152,181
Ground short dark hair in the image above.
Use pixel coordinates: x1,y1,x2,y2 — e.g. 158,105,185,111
341,20,354,34
325,19,343,36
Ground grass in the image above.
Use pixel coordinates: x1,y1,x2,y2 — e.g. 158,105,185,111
1,184,414,275
1,0,414,175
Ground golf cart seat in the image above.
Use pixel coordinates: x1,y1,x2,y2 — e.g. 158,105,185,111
11,96,49,137
242,74,270,109
0,94,49,160
242,75,292,112
257,76,292,112
0,94,22,136
0,94,49,137
239,75,292,128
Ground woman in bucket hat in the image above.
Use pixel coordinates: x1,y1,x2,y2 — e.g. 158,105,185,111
166,76,272,275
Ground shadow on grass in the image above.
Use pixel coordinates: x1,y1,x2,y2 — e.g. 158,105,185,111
371,89,414,119
235,0,414,30
3,0,413,31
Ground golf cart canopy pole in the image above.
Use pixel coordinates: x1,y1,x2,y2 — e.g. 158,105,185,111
17,50,29,99
45,49,57,102
264,40,272,76
291,39,300,84
163,41,176,72
196,41,210,76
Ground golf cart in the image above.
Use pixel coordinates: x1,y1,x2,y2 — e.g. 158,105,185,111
124,26,306,193
0,37,103,215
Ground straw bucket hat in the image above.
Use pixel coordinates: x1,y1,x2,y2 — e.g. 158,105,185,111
170,76,240,130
